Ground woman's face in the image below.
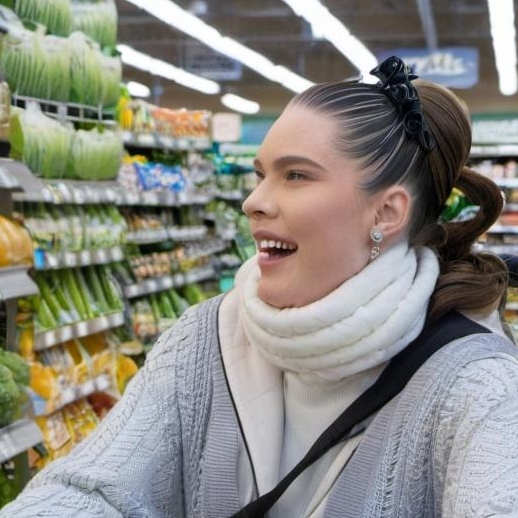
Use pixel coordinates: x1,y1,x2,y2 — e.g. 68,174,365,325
242,106,378,308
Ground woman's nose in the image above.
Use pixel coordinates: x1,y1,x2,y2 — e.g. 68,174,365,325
242,179,277,219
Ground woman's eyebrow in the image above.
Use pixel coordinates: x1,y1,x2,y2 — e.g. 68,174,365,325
253,155,326,171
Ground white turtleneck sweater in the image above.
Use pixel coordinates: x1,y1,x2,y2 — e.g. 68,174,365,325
218,242,441,517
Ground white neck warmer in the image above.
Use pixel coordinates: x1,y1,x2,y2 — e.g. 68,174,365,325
239,242,440,382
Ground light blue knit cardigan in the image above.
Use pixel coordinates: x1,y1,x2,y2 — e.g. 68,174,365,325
2,294,518,517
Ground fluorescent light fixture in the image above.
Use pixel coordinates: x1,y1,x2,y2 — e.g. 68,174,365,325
280,0,378,82
487,0,518,95
117,43,220,95
126,80,151,98
122,0,314,93
221,93,260,114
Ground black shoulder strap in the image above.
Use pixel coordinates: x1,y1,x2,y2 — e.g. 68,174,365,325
229,311,490,518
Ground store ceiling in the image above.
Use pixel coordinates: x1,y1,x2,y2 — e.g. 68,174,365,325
114,0,518,117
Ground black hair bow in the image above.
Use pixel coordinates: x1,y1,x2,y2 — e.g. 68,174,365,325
371,56,435,152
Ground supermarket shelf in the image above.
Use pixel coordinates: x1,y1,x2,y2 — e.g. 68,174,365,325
34,374,113,417
0,163,22,190
470,144,518,158
0,265,38,301
123,265,216,299
34,246,125,270
493,178,518,189
126,225,208,244
12,177,213,207
0,159,46,198
169,225,208,241
481,244,518,254
183,265,217,285
487,225,518,234
215,189,244,201
0,418,44,463
12,94,116,126
34,311,125,351
126,228,169,245
122,131,212,151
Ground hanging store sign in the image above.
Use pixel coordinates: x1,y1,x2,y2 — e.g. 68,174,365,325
184,45,243,81
377,47,479,89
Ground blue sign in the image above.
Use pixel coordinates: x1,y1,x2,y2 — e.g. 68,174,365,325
377,47,479,89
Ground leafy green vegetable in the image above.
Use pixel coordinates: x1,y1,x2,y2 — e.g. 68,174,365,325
71,0,118,48
0,350,29,386
0,364,21,427
9,102,73,178
66,126,123,180
14,0,73,37
68,30,103,106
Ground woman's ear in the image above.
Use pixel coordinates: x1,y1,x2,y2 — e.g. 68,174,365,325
374,185,411,239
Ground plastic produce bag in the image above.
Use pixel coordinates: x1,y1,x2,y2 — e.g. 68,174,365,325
68,31,103,106
14,0,73,37
66,126,123,180
9,102,74,178
71,0,118,49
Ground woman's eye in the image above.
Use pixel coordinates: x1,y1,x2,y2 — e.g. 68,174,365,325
286,170,306,181
254,170,265,182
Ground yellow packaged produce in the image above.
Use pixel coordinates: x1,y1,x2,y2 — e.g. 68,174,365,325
0,224,13,267
63,340,92,385
35,411,73,464
116,353,138,394
29,361,59,401
0,214,33,265
62,399,98,444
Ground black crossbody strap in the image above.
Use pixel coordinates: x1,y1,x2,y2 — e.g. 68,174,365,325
229,311,490,518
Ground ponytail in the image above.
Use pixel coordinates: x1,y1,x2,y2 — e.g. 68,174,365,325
427,166,507,320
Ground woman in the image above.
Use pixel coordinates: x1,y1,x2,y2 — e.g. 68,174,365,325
2,56,518,517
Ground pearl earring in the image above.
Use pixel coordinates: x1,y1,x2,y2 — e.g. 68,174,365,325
370,228,383,260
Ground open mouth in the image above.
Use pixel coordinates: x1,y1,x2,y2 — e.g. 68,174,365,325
257,239,297,258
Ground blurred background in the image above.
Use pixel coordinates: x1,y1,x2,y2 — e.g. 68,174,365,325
115,0,518,117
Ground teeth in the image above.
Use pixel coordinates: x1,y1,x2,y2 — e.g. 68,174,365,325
258,239,295,250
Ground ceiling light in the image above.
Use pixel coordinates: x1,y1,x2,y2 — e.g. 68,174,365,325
126,81,151,98
221,93,260,114
122,0,314,93
279,0,378,82
117,44,220,95
487,0,518,95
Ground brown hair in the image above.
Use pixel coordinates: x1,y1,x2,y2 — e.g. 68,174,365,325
290,79,506,320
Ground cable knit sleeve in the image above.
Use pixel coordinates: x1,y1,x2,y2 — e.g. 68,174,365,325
435,355,518,517
0,307,199,518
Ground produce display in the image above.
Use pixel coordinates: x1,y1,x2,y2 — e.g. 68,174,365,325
116,96,212,142
0,1,246,504
71,0,117,49
0,348,30,427
117,152,214,197
34,398,98,468
0,1,121,107
9,104,124,180
20,202,127,253
15,301,139,418
11,0,73,37
129,284,208,345
34,266,123,331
